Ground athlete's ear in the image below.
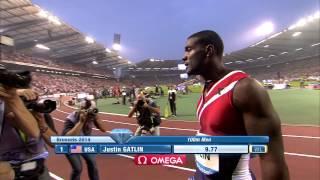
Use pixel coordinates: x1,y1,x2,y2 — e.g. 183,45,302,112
205,44,215,57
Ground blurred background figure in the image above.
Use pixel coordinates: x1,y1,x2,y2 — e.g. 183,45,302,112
168,86,177,116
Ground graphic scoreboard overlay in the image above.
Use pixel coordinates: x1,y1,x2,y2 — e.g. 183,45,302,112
52,129,269,154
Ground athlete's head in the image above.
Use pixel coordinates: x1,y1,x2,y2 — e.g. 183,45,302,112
183,30,224,76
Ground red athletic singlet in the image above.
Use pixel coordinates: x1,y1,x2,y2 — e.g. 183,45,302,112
197,70,249,135
194,71,255,180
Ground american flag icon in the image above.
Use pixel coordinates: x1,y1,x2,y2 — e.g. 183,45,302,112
70,145,82,153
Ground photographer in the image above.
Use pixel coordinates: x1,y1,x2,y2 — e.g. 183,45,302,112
128,94,161,136
0,88,58,180
0,86,40,139
62,99,107,180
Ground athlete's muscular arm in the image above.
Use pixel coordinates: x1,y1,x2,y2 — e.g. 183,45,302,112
233,78,289,180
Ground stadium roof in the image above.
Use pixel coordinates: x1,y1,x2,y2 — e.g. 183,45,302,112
223,11,320,70
125,11,319,73
0,0,132,69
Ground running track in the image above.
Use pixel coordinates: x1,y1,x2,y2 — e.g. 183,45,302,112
46,97,320,180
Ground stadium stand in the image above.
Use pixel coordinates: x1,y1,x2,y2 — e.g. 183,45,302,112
31,72,122,95
0,0,133,72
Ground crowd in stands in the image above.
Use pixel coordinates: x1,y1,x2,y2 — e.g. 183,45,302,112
31,72,122,95
2,52,319,96
246,57,320,81
125,75,184,86
1,52,112,75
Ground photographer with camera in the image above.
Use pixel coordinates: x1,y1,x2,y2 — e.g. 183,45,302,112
0,87,58,180
128,94,161,136
1,66,59,179
62,99,107,180
0,67,40,139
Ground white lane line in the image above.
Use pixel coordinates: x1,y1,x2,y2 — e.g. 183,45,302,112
285,152,320,159
52,117,320,160
49,172,64,180
163,165,196,172
283,135,320,139
56,109,320,138
282,123,320,128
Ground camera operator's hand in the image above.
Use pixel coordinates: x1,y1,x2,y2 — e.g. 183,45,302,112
0,85,19,102
132,101,138,108
16,89,38,101
79,110,88,123
0,161,15,180
32,112,57,147
149,127,155,134
0,86,40,138
142,102,149,108
32,112,46,128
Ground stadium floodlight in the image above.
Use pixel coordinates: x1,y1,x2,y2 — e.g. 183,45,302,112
235,61,244,64
178,64,186,70
292,32,302,37
314,11,320,19
48,16,61,26
295,48,303,51
180,73,188,79
288,24,296,30
118,56,122,59
280,52,288,55
311,42,320,47
254,39,266,46
255,21,274,36
37,9,61,26
264,45,269,48
35,44,50,50
37,9,49,18
268,32,283,39
307,15,315,22
85,36,95,44
105,48,112,53
92,61,98,64
112,43,122,51
296,18,307,27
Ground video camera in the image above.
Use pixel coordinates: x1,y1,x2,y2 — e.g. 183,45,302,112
85,107,99,117
0,66,56,113
22,97,57,114
0,66,32,88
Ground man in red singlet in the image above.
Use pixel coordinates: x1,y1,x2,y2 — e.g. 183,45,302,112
182,30,289,180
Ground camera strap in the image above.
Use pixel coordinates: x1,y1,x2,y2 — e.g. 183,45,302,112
17,129,28,142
